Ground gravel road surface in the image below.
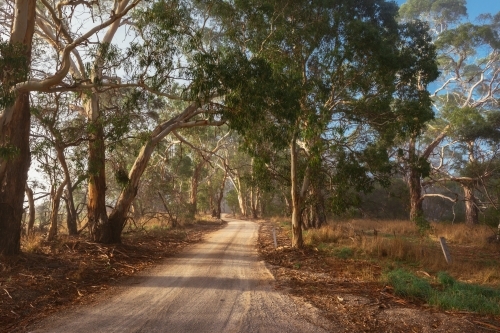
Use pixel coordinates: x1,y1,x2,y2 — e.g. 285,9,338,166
31,217,330,333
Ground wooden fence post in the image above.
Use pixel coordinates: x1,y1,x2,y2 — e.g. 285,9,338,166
439,237,452,264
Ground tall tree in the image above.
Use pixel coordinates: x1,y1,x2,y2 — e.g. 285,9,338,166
205,0,438,248
0,0,36,255
399,0,500,225
0,0,140,254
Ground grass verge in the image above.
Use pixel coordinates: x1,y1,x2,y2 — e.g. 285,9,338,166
385,269,500,315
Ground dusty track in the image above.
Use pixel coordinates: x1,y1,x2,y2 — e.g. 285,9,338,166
30,217,330,333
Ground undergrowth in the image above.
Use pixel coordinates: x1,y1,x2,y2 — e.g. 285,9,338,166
385,269,500,315
273,217,500,314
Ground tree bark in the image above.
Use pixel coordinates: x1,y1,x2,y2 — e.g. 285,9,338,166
87,111,110,242
462,182,479,226
290,137,303,248
0,0,36,256
107,140,164,242
215,170,227,219
250,186,259,219
190,161,204,215
408,136,424,221
25,184,35,236
47,179,68,241
55,146,78,235
409,167,423,221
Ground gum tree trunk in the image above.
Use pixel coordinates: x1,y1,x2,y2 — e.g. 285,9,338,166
25,184,36,236
47,179,69,241
0,0,36,255
215,170,227,219
408,137,423,221
107,108,220,242
107,142,156,242
462,182,479,226
55,145,78,235
290,137,303,248
87,97,110,242
190,161,204,215
85,0,130,243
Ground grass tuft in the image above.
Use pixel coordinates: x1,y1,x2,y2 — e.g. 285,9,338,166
304,225,343,245
334,246,354,259
385,269,500,315
386,269,433,300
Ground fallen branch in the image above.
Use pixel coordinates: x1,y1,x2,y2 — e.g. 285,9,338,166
3,288,12,299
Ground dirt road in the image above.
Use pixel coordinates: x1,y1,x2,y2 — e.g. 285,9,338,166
31,217,330,333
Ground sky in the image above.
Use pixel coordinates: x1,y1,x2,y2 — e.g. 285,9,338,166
395,0,500,19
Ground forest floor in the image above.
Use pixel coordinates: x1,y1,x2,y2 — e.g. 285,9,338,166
257,218,500,333
0,218,226,332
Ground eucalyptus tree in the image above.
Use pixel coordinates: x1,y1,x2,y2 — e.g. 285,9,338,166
0,0,37,255
203,0,438,248
0,0,140,254
171,126,231,215
2,0,268,249
399,0,500,226
30,92,88,238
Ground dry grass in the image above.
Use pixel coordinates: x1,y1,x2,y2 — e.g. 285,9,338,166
298,218,500,287
432,223,496,246
304,225,344,245
22,234,44,253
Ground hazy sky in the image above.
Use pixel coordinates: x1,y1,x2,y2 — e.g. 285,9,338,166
395,0,500,20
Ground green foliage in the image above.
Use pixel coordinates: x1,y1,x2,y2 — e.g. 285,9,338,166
334,247,354,259
0,144,20,160
386,269,433,300
225,189,240,214
386,269,500,315
399,0,467,31
176,155,193,178
85,43,122,82
432,272,500,314
197,0,438,225
114,168,130,187
359,179,410,219
413,214,432,235
0,42,28,108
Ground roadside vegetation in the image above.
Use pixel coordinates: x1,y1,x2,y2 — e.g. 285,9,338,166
274,217,500,315
2,0,500,330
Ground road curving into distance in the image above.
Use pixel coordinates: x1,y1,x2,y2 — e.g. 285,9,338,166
31,216,329,333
